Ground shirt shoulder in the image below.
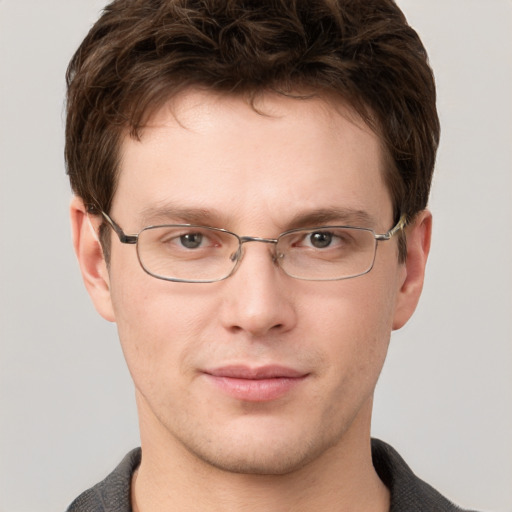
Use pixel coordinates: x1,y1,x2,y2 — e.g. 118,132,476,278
66,448,141,512
372,439,480,512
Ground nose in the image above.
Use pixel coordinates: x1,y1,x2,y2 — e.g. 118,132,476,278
219,242,297,338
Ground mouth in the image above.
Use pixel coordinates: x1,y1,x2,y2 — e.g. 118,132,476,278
202,365,309,402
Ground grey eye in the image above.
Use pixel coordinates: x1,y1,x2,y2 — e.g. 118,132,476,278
309,231,333,248
180,233,203,249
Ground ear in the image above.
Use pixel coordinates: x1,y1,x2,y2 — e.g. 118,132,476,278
70,196,115,322
392,209,432,330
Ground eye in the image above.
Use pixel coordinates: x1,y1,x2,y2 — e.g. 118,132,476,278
291,228,354,251
308,231,333,249
179,232,204,249
156,228,219,251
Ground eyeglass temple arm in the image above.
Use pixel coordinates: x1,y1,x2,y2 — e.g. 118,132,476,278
374,214,407,241
101,211,138,244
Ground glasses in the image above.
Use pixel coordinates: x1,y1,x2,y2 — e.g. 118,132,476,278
100,212,407,283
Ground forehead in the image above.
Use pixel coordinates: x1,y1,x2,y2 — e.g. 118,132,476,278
113,90,392,231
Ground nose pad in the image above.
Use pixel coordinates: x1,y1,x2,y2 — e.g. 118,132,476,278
230,246,243,263
274,251,285,262
272,250,286,272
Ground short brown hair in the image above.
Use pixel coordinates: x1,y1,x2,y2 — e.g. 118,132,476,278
65,0,439,260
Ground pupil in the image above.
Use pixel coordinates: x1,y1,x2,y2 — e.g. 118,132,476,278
180,233,203,249
311,232,332,248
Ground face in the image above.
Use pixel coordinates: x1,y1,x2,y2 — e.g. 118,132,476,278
74,90,429,475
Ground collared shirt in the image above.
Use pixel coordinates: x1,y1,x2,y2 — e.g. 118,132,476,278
66,439,478,511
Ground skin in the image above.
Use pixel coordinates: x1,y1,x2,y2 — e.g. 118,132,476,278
71,90,431,511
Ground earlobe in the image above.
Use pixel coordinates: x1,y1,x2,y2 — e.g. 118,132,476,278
70,197,116,322
392,210,432,330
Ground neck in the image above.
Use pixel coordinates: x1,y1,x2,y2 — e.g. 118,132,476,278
132,398,389,512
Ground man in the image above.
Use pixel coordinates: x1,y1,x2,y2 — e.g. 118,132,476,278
64,0,475,510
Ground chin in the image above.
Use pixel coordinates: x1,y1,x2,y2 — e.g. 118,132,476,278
190,443,317,476
180,419,342,476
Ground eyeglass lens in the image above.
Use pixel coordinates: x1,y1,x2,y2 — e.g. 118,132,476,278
135,225,378,282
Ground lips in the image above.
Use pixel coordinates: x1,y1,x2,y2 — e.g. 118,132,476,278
203,365,308,402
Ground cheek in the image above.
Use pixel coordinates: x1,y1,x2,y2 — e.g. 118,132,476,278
108,260,215,390
303,273,398,385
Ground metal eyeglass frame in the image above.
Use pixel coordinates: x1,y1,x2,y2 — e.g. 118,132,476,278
99,211,407,283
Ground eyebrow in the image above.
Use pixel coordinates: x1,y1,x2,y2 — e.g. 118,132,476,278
139,204,228,227
138,204,376,230
285,208,376,229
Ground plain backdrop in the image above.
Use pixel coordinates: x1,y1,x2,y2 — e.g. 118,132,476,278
1,1,511,511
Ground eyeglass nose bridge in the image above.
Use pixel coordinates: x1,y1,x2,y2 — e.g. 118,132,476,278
229,235,281,265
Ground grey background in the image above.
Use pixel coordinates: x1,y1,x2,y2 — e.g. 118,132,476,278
1,1,511,511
